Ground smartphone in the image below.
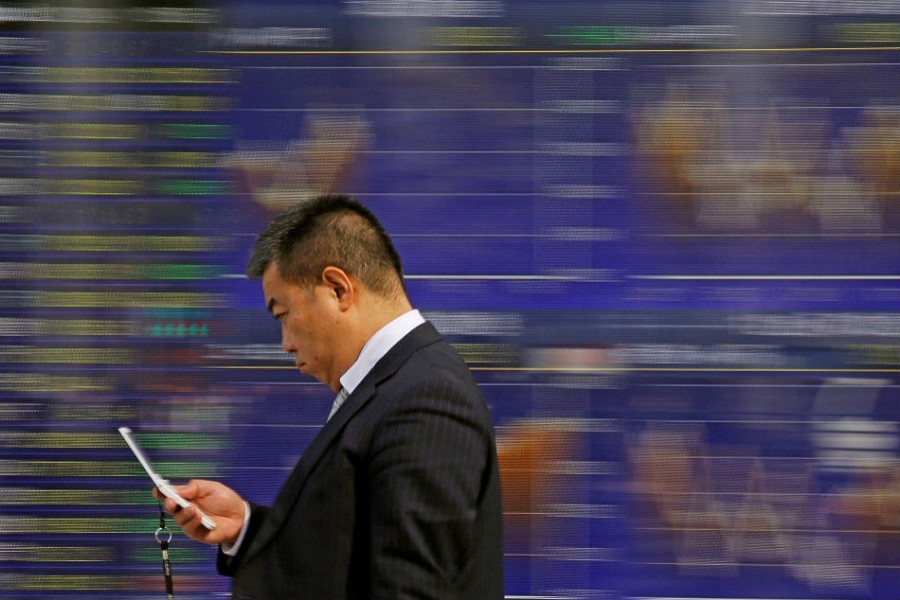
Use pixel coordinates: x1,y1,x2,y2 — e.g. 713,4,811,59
118,426,217,530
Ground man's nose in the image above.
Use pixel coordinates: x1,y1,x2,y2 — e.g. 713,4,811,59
281,329,295,353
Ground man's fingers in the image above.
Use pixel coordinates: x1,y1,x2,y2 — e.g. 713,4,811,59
176,505,194,526
156,495,188,518
179,481,198,499
171,504,196,527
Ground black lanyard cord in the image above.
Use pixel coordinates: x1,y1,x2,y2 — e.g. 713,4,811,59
156,502,175,600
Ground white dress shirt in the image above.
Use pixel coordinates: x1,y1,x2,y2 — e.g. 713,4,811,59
336,308,425,403
223,309,425,556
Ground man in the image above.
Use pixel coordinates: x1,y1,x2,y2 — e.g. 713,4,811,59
157,194,504,599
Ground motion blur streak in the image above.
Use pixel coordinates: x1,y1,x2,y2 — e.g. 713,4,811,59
0,1,897,599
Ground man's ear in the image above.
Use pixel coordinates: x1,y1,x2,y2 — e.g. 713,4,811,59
321,266,354,309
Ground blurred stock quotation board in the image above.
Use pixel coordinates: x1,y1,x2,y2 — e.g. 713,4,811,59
0,1,898,599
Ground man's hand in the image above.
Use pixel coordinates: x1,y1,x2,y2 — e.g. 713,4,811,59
154,479,246,546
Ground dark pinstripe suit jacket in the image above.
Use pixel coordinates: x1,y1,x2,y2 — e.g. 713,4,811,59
217,322,504,599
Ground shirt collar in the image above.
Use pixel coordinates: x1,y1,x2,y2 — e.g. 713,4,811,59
339,309,425,395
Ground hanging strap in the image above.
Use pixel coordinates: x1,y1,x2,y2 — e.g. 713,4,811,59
156,502,175,600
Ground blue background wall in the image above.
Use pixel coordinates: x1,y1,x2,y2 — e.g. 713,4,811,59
1,1,898,598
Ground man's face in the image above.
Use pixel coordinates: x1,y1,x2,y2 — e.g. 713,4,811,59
262,262,341,390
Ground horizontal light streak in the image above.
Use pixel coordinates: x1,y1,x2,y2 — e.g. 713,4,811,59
405,274,595,280
0,290,224,309
211,45,900,55
0,459,220,478
630,275,900,281
208,365,900,373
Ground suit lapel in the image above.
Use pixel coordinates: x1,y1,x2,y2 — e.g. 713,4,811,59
241,323,443,563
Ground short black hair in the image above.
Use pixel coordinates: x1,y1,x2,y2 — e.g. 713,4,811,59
247,194,405,297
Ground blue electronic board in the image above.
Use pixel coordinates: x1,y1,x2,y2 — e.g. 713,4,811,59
1,1,898,598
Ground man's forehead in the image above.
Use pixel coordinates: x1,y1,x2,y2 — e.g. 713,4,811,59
262,260,281,279
261,265,283,314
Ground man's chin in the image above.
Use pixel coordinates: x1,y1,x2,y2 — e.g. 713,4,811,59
298,365,322,382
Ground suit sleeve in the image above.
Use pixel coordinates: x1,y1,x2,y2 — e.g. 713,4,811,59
367,378,492,599
216,502,269,577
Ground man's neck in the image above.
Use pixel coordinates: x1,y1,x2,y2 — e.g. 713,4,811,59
360,297,413,340
337,306,423,395
331,297,413,392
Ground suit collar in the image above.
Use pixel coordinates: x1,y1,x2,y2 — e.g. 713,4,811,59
242,322,443,563
339,309,425,395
